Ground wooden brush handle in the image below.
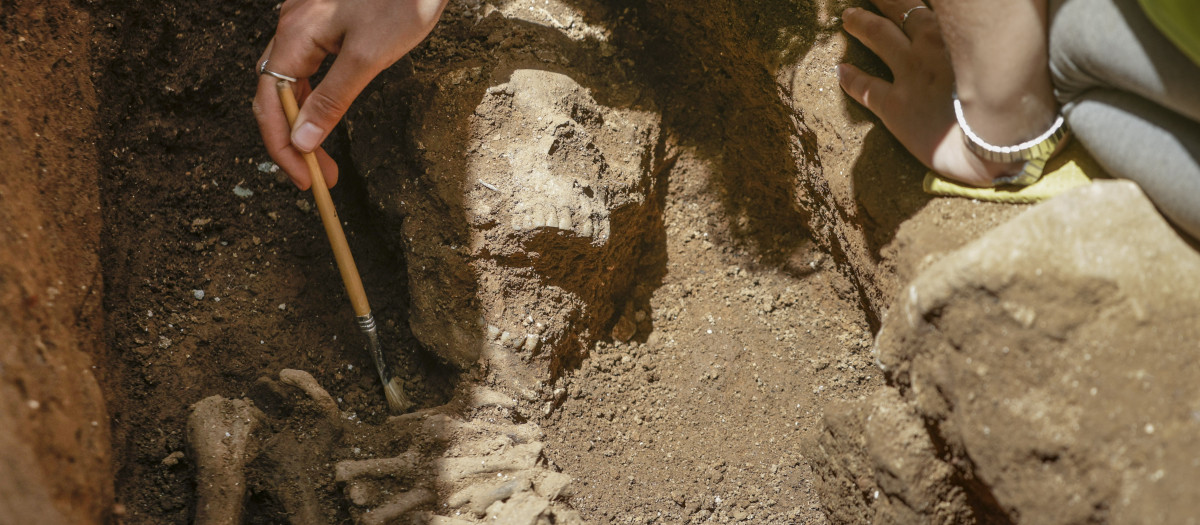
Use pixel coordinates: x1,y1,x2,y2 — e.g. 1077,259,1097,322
275,81,371,317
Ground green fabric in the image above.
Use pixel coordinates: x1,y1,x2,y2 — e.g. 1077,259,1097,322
923,142,1104,203
1140,0,1200,67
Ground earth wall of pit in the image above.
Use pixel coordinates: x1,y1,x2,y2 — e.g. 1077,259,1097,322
0,1,113,523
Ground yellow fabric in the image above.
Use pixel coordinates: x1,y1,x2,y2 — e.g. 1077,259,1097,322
1140,0,1200,67
923,142,1104,203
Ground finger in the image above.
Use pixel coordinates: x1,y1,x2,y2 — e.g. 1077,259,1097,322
902,8,939,41
868,0,925,27
284,79,341,189
842,7,911,70
837,63,893,115
290,46,381,153
254,44,315,189
254,73,341,190
268,1,340,82
313,147,341,189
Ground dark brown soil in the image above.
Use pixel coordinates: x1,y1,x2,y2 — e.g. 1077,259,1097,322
87,0,466,522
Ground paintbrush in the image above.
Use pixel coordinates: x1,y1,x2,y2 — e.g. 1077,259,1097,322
274,79,411,413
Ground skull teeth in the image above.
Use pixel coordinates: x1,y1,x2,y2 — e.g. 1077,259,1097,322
509,205,603,239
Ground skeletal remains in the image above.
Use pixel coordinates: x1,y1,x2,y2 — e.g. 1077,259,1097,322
187,369,582,524
186,6,668,521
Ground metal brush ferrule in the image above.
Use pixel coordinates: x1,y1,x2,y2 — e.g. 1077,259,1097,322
356,313,393,387
356,313,378,333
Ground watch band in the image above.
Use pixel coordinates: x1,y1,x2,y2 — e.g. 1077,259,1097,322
952,93,1069,183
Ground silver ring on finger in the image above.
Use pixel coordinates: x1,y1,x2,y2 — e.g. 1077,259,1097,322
259,59,298,83
900,5,929,33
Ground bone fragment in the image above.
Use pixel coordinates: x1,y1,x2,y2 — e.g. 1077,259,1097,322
410,513,476,525
487,492,551,525
359,488,435,525
279,369,340,417
533,471,574,500
187,396,265,525
392,413,542,444
447,475,533,516
436,443,543,480
469,387,517,409
335,452,422,482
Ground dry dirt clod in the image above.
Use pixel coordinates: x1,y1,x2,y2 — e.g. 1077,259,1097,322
161,451,185,466
611,314,637,343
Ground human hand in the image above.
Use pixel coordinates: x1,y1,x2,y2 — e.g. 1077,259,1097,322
838,3,1023,187
253,0,449,190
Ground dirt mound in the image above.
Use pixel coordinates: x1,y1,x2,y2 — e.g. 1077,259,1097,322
812,181,1200,523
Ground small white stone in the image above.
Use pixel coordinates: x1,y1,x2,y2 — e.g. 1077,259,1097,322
192,289,205,300
523,334,541,352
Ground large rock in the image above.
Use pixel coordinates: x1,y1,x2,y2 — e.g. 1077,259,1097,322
348,2,665,385
812,181,1200,523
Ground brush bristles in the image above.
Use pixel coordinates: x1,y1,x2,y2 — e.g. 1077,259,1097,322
383,377,412,413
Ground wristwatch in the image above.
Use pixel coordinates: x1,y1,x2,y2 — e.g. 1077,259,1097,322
953,93,1069,186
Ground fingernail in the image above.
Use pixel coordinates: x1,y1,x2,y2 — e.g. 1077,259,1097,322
292,122,325,152
836,63,848,83
843,7,857,17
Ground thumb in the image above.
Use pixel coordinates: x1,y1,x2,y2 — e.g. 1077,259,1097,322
291,52,378,153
